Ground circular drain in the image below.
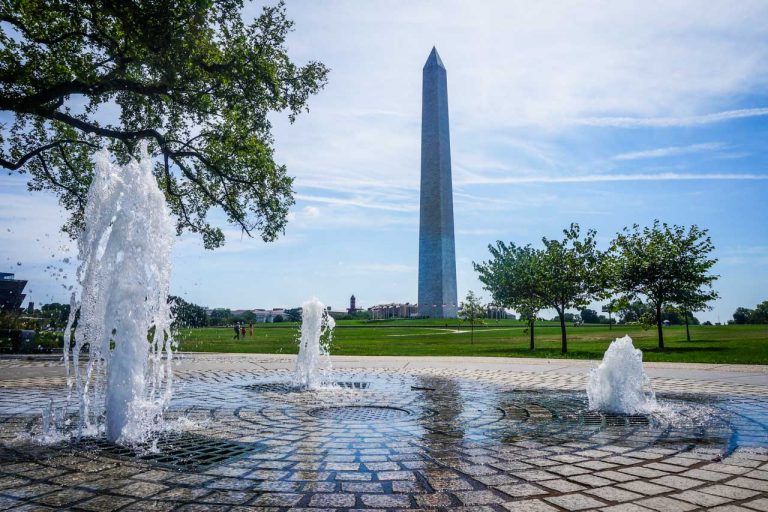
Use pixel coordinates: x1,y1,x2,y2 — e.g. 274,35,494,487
309,406,411,422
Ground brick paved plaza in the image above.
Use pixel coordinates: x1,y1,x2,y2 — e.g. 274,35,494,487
0,355,766,511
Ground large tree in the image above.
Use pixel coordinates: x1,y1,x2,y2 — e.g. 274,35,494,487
0,0,328,248
609,221,719,349
474,242,545,351
538,224,606,354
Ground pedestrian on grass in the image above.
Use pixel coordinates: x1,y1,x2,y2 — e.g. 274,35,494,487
249,323,254,336
241,325,246,338
233,323,240,340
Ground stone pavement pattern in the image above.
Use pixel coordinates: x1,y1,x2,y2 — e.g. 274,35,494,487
0,354,766,511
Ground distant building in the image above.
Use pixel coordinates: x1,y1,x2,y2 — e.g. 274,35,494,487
0,273,27,312
252,308,286,323
369,303,419,320
485,304,511,320
347,295,360,315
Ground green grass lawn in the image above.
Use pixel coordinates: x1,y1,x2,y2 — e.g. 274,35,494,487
176,322,768,364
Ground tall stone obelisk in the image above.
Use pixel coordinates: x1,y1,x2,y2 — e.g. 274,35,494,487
418,47,458,318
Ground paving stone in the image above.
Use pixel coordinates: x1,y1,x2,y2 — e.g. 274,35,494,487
251,493,303,506
453,490,506,505
681,468,731,481
702,484,762,499
598,470,640,483
569,474,614,487
744,498,768,511
415,493,453,508
600,505,655,512
730,477,768,492
672,489,733,507
308,493,356,507
497,483,548,497
342,482,384,493
650,475,703,490
585,486,644,502
74,495,137,511
360,494,411,507
539,479,587,492
637,496,698,512
617,481,673,496
545,493,607,510
500,499,560,511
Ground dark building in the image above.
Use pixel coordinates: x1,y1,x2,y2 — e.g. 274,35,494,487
347,295,358,315
0,273,27,312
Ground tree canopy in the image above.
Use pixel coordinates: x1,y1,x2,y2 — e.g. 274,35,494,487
474,242,545,350
732,301,768,324
609,221,718,349
0,0,328,248
537,224,606,353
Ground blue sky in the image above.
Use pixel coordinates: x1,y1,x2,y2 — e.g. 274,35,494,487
2,1,768,322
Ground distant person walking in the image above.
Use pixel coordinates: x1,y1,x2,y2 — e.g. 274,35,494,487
249,323,254,337
241,325,246,338
233,323,240,340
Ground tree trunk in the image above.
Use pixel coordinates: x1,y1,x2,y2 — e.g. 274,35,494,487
529,318,535,351
684,311,690,342
656,304,664,350
558,309,567,354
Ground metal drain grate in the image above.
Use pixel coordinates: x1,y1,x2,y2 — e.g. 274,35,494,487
241,382,294,393
77,432,263,470
336,381,370,389
580,412,649,427
309,406,410,422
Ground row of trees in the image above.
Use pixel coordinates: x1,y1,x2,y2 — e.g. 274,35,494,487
474,221,718,353
732,301,768,324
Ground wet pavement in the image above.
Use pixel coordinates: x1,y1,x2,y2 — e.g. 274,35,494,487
0,354,766,511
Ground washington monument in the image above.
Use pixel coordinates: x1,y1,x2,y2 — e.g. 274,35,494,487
418,47,458,318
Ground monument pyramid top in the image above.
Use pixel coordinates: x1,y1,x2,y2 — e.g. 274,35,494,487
424,46,445,69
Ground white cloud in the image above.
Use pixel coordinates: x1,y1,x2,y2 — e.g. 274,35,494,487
295,193,417,213
613,143,726,161
576,108,768,128
456,172,768,186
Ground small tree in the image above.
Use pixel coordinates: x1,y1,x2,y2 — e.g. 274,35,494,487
609,221,719,349
674,289,710,342
537,224,606,354
458,290,485,344
474,243,545,350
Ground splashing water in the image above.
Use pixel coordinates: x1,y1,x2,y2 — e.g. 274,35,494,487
586,335,658,415
293,297,335,389
54,144,175,444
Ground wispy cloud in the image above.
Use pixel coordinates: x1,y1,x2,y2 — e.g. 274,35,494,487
295,193,417,213
350,263,415,274
613,142,726,161
457,172,768,186
574,108,768,128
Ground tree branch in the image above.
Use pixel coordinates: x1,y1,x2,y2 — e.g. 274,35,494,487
0,139,98,170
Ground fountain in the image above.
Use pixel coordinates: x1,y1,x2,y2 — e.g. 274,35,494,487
56,144,176,444
292,297,335,389
586,335,658,415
